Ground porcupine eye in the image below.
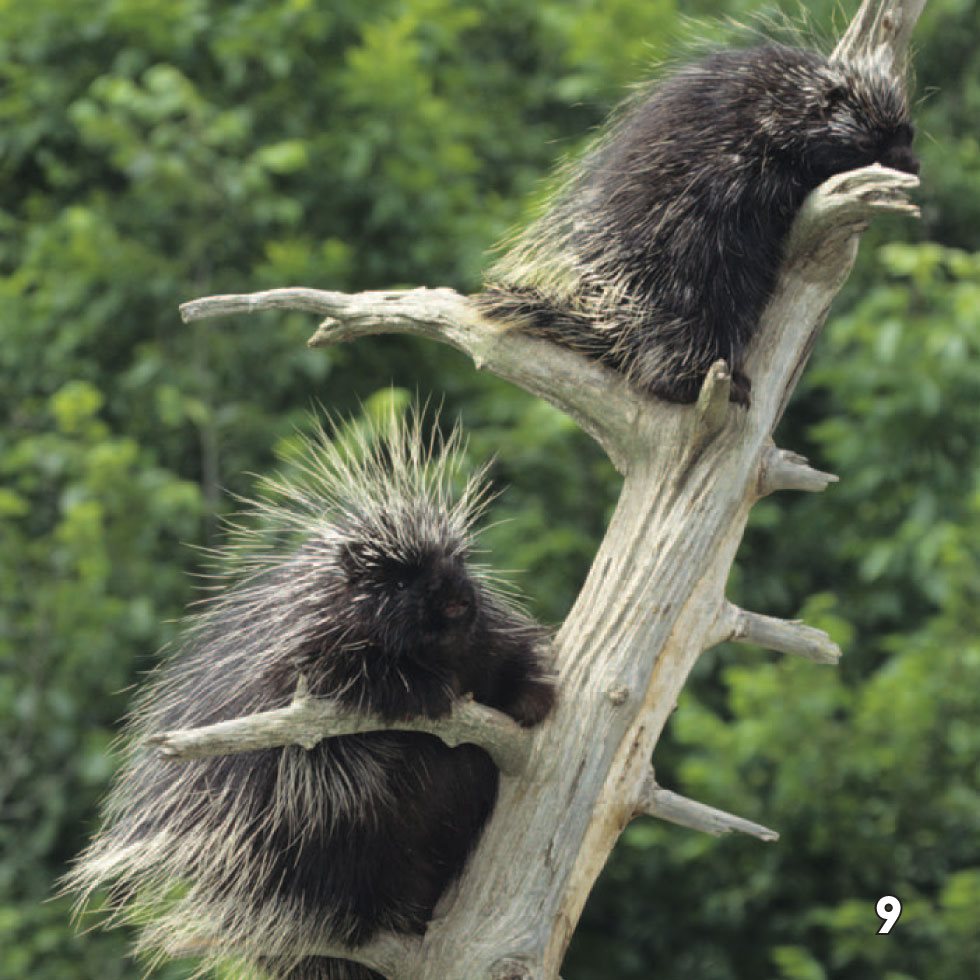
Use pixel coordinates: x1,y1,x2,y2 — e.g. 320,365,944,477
383,558,419,594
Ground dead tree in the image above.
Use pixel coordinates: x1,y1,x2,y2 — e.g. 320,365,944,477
160,2,925,977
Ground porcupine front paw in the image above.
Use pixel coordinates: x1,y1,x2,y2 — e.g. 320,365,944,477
501,676,557,728
369,675,457,723
645,376,702,405
730,369,752,407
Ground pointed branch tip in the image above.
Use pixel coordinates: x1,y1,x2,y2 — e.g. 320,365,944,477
759,447,839,496
713,603,841,664
636,776,778,842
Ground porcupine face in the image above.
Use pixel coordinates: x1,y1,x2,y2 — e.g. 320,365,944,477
339,537,478,653
793,57,919,186
348,552,476,642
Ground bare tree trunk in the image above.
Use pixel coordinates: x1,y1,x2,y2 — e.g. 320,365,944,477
171,2,925,976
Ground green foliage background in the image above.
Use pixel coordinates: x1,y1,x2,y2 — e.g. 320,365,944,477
1,1,977,978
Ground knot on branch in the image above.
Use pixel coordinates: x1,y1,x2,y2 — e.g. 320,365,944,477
490,957,537,980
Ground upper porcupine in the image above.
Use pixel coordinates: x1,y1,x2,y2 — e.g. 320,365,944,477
64,409,555,980
478,43,919,406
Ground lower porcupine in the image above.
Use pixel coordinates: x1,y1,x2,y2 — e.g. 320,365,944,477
478,43,919,406
64,409,555,980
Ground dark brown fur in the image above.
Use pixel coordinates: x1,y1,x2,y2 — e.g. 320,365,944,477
64,415,555,980
479,45,918,406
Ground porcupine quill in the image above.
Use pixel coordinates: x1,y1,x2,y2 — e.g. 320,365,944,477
478,43,918,406
64,408,555,980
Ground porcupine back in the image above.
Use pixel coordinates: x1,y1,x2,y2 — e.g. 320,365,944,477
478,44,917,405
64,408,555,980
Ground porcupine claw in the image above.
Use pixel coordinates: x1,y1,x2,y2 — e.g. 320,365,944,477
730,370,752,408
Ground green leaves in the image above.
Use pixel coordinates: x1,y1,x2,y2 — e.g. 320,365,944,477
3,1,978,978
1,380,205,975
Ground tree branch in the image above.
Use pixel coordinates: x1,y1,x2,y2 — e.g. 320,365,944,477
180,286,638,474
168,932,420,980
711,602,842,665
635,774,779,842
150,679,533,776
758,446,839,496
833,0,928,75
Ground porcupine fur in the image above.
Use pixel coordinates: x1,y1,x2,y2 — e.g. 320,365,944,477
478,43,919,406
64,409,555,980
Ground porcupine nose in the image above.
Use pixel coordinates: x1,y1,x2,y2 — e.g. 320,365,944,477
879,143,920,176
433,560,475,626
442,578,475,624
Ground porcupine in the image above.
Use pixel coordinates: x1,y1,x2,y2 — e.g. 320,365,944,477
64,409,556,980
478,43,919,406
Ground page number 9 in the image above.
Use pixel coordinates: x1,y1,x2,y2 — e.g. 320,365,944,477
876,895,902,934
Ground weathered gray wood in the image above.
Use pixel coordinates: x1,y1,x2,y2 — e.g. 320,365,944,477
759,447,839,496
152,678,533,775
636,775,779,842
711,602,842,665
173,2,925,976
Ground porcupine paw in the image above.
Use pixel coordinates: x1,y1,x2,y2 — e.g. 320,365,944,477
645,376,702,405
415,686,457,721
369,675,456,723
504,677,557,728
730,370,752,408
